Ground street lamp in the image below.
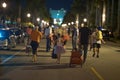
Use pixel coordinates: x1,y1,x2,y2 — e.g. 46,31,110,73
27,13,31,18
83,18,87,22
2,2,7,8
1,2,7,24
36,17,40,22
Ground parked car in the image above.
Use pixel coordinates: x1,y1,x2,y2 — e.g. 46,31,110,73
10,28,25,44
101,29,113,40
0,27,16,50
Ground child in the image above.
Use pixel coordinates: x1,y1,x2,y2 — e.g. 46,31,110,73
54,37,65,64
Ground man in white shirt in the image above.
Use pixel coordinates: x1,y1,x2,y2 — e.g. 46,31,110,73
45,25,52,52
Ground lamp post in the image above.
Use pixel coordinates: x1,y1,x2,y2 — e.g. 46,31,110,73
27,13,31,18
2,2,7,8
83,18,87,27
36,17,40,26
83,18,87,22
27,13,31,22
36,17,40,23
1,2,7,24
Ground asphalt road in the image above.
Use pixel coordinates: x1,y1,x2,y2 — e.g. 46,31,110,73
0,39,120,80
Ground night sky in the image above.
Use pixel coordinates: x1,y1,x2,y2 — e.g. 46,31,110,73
45,0,73,11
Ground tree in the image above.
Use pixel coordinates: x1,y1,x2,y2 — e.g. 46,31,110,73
63,0,87,25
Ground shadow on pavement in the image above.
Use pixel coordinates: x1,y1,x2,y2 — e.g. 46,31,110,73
0,63,79,69
116,50,120,52
22,63,79,70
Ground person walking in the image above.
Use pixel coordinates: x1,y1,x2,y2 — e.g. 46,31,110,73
30,26,42,62
44,25,52,52
71,25,78,50
92,27,105,58
54,37,65,64
78,23,91,63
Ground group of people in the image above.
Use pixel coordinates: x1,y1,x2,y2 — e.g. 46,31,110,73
25,23,105,64
44,25,70,64
71,23,105,63
90,27,105,58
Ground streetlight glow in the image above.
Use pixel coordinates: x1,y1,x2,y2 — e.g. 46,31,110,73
2,2,7,8
27,13,31,18
83,18,87,22
36,18,40,22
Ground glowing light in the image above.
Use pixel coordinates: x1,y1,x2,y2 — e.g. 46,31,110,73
71,22,74,25
83,18,87,22
68,23,71,25
36,18,40,22
81,23,84,27
0,32,2,38
62,24,67,27
27,13,31,18
76,20,79,24
2,2,7,8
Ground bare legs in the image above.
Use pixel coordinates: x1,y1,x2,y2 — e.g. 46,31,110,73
93,48,100,58
56,53,61,64
32,54,37,62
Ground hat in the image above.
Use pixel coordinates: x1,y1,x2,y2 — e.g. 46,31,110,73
97,26,102,30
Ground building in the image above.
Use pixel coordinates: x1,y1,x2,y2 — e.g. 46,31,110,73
50,8,66,25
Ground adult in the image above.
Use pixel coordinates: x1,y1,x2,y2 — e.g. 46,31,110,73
79,23,91,63
71,25,78,50
92,27,105,58
44,25,52,52
30,26,42,62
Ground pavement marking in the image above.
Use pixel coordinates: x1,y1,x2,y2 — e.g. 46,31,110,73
0,47,25,64
91,67,104,80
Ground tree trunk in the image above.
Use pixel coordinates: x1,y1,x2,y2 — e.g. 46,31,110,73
118,0,120,38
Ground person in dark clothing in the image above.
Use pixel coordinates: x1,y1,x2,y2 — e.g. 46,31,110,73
79,24,91,63
71,25,78,50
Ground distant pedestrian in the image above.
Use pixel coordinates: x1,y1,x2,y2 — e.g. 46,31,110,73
67,27,70,36
30,26,42,62
54,37,65,64
71,25,78,50
92,27,105,58
78,23,91,63
44,25,52,52
61,31,70,49
89,28,94,51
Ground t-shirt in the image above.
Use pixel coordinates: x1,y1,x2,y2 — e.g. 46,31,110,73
96,30,103,40
30,30,42,43
79,27,90,44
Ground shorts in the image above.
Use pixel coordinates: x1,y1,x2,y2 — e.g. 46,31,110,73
93,43,101,48
30,41,39,54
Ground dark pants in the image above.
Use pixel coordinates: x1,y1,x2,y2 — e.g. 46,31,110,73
30,41,39,54
79,44,88,62
46,37,51,52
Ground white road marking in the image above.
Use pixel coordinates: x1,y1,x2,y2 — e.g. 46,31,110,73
0,47,25,64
